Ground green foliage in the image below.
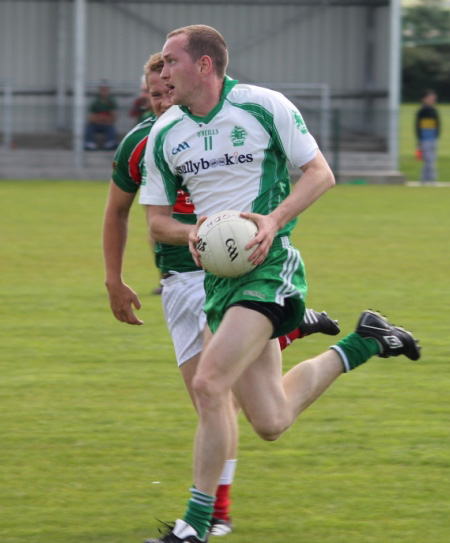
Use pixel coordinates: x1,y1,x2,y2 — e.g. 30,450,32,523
402,45,450,102
403,1,450,42
1,181,450,542
402,2,450,101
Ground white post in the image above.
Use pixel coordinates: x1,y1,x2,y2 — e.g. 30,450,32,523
56,0,68,130
73,0,86,169
388,0,401,170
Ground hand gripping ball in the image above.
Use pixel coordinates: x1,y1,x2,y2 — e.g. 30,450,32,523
196,210,259,278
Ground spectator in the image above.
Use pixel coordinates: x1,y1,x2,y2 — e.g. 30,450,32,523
415,89,440,184
85,81,118,150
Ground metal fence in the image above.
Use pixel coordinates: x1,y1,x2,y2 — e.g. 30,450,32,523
1,83,405,182
0,84,393,149
0,82,140,147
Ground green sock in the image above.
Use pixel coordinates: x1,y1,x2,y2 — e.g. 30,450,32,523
331,332,381,372
183,487,215,540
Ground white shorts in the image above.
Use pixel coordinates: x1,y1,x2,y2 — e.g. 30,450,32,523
161,270,206,367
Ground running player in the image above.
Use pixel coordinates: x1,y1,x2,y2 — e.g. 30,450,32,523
103,52,340,537
139,25,421,543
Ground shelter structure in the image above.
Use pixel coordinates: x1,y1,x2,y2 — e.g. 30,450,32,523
0,0,403,182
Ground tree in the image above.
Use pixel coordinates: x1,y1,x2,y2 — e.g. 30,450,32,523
402,0,450,101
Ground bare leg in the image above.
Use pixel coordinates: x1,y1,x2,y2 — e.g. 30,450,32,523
179,341,239,485
282,350,344,417
192,306,345,494
192,307,273,495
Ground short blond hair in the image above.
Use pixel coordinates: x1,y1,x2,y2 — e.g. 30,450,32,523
167,25,228,78
143,52,164,77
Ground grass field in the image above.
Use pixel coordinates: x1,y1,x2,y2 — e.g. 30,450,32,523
1,181,449,543
399,103,450,182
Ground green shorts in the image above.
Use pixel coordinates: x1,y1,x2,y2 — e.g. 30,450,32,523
204,236,307,338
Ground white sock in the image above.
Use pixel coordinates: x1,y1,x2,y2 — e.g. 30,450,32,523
218,459,237,485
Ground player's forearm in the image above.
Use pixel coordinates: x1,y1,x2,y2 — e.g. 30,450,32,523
147,209,194,246
103,211,129,287
269,153,335,230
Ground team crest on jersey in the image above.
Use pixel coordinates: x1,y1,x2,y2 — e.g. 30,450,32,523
292,111,308,134
229,126,247,147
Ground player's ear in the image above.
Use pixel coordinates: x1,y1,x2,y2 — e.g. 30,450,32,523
198,55,213,76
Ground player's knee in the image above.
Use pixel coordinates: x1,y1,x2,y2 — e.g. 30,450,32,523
252,414,290,442
192,373,224,412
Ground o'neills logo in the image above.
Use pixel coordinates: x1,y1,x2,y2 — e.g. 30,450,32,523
175,152,253,175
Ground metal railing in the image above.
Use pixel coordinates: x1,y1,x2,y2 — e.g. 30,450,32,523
1,84,402,180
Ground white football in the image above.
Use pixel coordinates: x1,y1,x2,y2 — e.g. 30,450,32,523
196,210,259,278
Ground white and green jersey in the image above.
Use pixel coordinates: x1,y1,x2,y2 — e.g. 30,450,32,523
139,77,318,237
